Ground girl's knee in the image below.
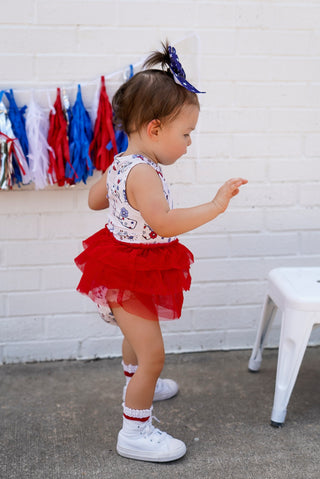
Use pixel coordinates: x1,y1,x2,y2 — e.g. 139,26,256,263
152,352,165,375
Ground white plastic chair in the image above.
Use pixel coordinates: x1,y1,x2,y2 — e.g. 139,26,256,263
248,267,320,427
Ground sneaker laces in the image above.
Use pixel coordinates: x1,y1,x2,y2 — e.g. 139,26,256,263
140,416,167,443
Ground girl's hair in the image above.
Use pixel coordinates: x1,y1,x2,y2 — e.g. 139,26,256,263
112,41,200,135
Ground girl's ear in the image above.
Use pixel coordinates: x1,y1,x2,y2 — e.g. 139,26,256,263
146,119,161,140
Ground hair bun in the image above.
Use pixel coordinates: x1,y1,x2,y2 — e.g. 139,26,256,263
143,40,171,71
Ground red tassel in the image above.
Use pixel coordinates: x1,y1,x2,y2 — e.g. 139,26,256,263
89,76,117,172
47,88,71,186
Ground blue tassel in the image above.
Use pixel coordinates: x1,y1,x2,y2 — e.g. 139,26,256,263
66,85,94,184
5,89,29,161
107,129,128,154
0,90,24,186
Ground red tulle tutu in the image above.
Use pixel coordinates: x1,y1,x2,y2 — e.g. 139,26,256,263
74,226,194,321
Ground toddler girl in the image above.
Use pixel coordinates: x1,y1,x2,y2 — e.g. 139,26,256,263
75,41,247,463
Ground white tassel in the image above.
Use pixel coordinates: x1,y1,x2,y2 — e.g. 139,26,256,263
26,97,51,189
0,98,16,139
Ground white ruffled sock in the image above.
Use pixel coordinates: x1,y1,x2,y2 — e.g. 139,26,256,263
122,403,152,423
122,360,138,387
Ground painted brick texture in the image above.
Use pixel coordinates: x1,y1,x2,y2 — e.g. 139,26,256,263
0,0,319,363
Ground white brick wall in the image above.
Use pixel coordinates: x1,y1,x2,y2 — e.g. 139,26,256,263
0,0,319,364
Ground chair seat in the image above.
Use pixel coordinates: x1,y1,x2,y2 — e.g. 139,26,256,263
268,267,320,311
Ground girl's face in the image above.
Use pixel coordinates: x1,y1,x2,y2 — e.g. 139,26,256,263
155,103,199,165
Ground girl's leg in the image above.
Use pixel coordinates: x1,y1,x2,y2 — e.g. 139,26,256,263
114,307,165,409
121,339,138,396
114,306,186,462
121,334,179,403
122,337,138,366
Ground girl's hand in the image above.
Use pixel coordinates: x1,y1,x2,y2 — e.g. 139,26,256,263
212,178,248,214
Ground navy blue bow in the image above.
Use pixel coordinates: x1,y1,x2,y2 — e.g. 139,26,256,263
168,46,205,94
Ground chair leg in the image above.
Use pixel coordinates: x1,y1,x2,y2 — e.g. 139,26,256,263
248,295,278,372
270,309,314,427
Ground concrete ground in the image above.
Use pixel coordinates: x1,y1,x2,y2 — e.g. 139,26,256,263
1,348,320,479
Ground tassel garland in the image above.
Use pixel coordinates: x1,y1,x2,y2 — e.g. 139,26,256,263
0,73,130,190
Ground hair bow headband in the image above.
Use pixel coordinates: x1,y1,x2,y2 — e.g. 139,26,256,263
168,46,205,94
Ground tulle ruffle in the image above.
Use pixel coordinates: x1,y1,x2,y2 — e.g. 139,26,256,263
75,226,194,321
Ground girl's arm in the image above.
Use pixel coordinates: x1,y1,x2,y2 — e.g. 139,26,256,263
88,171,109,210
127,164,247,237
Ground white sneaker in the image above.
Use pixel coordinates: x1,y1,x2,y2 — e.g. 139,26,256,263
117,417,186,462
153,378,179,401
123,378,179,402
